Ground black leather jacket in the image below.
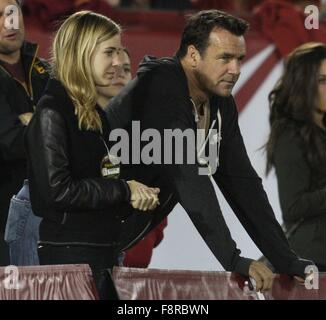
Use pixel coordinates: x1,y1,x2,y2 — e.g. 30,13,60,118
25,79,132,245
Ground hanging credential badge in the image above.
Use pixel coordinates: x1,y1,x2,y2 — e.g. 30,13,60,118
101,153,121,179
100,137,121,179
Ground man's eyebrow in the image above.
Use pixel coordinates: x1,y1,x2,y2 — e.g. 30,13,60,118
217,52,246,60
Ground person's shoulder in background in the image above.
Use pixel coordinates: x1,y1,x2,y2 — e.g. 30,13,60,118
123,219,168,268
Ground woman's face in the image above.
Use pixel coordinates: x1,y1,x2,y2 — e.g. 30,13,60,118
313,59,326,129
98,50,132,99
91,34,123,87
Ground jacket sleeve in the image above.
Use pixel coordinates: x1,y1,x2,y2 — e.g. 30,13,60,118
160,151,253,275
273,128,326,223
213,98,310,276
0,92,26,161
26,107,130,213
125,71,254,276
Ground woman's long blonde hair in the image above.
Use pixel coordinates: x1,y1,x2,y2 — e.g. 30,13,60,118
51,11,121,132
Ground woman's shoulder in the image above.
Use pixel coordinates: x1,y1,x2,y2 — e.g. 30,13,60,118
276,121,302,143
36,79,75,116
274,121,305,158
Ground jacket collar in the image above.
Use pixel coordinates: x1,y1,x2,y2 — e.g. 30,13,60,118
173,55,221,122
0,41,39,98
21,41,38,59
0,41,38,74
20,41,39,73
44,78,74,108
172,55,191,98
44,78,104,113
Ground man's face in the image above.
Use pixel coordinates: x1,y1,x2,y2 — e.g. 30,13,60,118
0,0,24,56
194,27,246,97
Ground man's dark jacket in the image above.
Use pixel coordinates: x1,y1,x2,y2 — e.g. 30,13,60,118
0,42,49,232
107,56,311,277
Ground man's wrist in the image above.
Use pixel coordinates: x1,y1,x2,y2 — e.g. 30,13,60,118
234,257,254,276
288,258,315,278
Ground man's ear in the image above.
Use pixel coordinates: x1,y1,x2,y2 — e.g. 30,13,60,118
187,45,200,68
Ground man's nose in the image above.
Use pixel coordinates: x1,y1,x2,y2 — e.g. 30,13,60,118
228,59,241,75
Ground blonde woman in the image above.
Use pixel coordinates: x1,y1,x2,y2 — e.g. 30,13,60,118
24,11,159,298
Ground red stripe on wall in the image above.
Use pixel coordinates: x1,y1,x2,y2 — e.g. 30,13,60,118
235,49,280,113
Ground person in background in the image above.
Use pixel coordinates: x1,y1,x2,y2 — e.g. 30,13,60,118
266,42,326,272
0,0,49,265
97,48,168,268
24,11,160,298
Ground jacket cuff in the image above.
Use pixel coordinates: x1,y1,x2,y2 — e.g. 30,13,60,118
121,179,131,202
233,257,254,276
288,258,315,278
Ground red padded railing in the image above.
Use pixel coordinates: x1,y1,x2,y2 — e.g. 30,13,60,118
0,264,98,300
112,267,326,300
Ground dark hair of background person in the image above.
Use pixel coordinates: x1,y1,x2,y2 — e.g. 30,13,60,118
266,43,326,174
176,9,249,58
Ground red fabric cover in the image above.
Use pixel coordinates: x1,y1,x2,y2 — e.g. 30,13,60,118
113,268,254,300
0,264,98,300
124,219,168,268
255,0,326,56
113,267,326,300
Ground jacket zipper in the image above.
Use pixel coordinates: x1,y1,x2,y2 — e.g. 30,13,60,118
193,101,222,170
0,44,38,102
27,45,38,101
